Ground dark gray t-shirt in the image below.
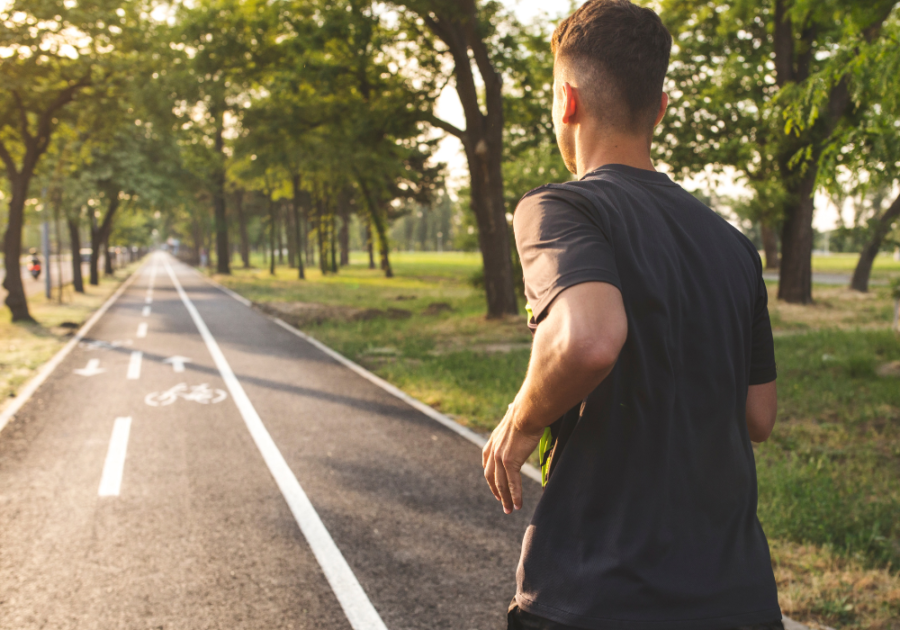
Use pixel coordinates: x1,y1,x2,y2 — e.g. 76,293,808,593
512,164,780,630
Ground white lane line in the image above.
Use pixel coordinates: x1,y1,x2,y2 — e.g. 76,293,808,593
145,294,152,305
127,351,142,380
162,257,388,630
0,264,144,435
206,267,543,484
142,306,151,317
136,322,148,338
98,417,132,497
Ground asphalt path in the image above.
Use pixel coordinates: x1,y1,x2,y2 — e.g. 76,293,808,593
0,252,539,630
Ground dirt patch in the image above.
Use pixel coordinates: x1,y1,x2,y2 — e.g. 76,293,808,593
876,361,900,378
771,287,895,332
422,302,453,316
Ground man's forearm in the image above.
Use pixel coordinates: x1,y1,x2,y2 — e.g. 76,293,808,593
512,325,616,436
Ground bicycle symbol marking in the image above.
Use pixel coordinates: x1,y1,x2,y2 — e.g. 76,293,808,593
144,383,228,407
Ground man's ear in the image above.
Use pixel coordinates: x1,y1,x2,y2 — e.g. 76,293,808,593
561,82,578,125
654,92,668,127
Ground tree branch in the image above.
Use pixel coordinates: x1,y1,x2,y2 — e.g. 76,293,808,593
11,91,33,146
424,113,466,140
0,139,17,180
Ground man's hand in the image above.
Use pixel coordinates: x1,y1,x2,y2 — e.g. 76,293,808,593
482,403,543,514
480,282,627,514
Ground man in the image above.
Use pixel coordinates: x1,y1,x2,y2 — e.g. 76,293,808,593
481,1,783,629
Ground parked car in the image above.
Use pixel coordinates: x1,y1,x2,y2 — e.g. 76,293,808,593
79,248,92,263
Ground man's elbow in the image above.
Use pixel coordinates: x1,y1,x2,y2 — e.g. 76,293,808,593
565,336,622,378
747,416,776,443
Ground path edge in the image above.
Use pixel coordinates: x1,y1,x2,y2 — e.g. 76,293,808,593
0,261,144,435
200,270,543,484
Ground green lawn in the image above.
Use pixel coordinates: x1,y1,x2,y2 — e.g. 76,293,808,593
812,253,900,277
211,250,900,630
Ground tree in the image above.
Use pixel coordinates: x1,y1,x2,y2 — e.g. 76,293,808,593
780,9,900,292
391,0,519,317
658,0,897,303
0,0,136,320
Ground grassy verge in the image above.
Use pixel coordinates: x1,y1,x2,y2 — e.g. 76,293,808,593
811,253,900,279
212,251,900,630
0,264,141,412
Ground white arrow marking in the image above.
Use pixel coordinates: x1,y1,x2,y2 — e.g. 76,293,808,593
136,322,147,338
127,351,142,380
163,356,191,373
74,358,105,377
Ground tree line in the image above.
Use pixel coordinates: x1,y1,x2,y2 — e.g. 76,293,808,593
2,0,899,325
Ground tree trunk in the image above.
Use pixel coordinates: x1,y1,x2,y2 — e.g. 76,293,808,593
213,112,230,274
286,200,296,269
291,174,306,280
90,191,120,286
269,197,276,276
317,199,328,275
338,188,351,266
420,3,518,317
330,213,338,273
67,216,84,293
366,223,375,269
761,221,780,270
851,192,900,292
357,178,392,277
778,173,816,304
104,237,114,276
234,190,250,268
1,173,32,321
277,204,285,265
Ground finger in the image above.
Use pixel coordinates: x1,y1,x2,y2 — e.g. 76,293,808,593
483,452,501,502
494,458,513,514
482,436,492,468
507,466,523,511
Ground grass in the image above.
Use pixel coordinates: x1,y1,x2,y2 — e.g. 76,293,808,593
811,253,900,278
0,265,139,411
212,251,900,630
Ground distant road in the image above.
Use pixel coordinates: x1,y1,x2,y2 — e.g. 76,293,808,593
0,252,537,629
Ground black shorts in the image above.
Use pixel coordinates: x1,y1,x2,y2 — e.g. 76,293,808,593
508,601,785,630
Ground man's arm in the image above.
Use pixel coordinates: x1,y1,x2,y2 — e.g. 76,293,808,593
746,381,777,442
482,281,627,514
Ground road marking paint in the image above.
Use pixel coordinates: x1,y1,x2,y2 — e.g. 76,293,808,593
136,322,148,338
127,351,142,380
163,257,388,630
207,268,542,484
163,355,191,372
73,358,105,377
142,306,151,317
98,417,132,497
145,295,152,305
0,264,143,435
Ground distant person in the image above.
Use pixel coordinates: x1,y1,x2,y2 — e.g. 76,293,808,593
481,2,782,629
28,248,41,280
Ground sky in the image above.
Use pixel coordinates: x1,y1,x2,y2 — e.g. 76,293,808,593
435,0,848,232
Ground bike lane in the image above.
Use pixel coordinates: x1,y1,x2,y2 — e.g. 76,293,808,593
172,257,543,630
0,253,350,629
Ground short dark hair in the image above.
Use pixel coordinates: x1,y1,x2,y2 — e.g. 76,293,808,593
552,0,672,135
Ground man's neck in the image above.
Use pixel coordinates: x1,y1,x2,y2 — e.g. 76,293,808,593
575,132,655,179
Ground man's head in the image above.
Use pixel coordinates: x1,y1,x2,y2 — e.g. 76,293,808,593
551,0,672,173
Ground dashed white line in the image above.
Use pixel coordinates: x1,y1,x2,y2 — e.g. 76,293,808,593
98,417,132,497
162,256,389,630
127,351,142,380
142,306,151,317
145,295,152,305
136,322,148,338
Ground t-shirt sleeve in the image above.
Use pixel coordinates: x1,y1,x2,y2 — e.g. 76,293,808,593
513,185,620,324
749,265,777,385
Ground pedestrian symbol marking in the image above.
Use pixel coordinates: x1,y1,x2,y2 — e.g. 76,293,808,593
144,383,227,407
74,359,105,377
